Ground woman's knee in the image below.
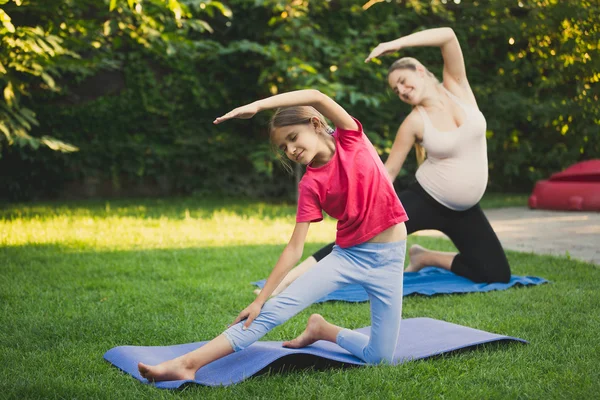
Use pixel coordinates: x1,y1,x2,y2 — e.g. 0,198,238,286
482,256,511,283
489,264,511,283
313,242,335,262
452,254,511,283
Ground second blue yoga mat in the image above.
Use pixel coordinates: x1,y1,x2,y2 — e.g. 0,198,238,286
252,267,547,303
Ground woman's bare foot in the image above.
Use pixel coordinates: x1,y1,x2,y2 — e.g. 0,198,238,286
138,357,196,382
405,244,456,272
283,314,329,348
405,244,428,272
255,257,319,297
253,287,282,297
253,282,288,298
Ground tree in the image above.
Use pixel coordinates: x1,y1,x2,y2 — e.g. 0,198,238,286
0,0,78,155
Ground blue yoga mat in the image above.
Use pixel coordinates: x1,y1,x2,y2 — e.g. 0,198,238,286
104,317,526,388
252,267,547,303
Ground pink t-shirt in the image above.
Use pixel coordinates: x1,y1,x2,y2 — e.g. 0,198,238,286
296,118,408,248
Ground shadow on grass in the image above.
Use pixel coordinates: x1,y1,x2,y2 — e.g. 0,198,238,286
253,339,526,380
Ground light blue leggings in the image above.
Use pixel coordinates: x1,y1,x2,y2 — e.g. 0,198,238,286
223,240,406,364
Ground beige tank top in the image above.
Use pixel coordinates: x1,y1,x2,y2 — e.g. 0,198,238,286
415,86,488,211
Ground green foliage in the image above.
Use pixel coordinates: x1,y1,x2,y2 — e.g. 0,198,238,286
0,0,598,200
466,0,600,190
0,1,79,154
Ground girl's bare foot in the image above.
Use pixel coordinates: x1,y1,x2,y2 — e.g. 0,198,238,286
138,357,196,382
405,244,427,272
283,314,327,348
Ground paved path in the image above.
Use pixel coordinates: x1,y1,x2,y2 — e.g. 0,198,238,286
413,207,600,265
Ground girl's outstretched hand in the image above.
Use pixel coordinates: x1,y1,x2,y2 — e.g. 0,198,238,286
230,300,263,330
365,42,400,63
213,103,259,124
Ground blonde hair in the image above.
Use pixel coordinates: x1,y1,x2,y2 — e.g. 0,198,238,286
388,57,438,81
388,57,438,166
269,106,332,174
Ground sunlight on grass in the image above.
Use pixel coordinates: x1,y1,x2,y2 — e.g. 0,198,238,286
0,200,337,250
0,192,526,251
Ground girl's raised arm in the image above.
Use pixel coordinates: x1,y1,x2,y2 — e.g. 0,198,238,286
214,89,357,131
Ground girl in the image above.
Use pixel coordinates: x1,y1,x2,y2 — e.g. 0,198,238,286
259,27,511,299
138,89,408,381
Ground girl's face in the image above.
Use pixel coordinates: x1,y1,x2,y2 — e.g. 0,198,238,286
387,68,425,106
272,121,323,166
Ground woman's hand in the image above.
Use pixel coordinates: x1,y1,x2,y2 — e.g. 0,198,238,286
213,103,259,124
365,41,402,63
230,300,263,330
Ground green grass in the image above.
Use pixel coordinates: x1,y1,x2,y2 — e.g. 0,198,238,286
1,197,598,399
478,193,529,209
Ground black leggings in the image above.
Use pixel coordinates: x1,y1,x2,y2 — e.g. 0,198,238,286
312,182,511,283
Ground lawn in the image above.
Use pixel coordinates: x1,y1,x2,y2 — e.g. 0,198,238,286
1,195,598,399
478,193,529,209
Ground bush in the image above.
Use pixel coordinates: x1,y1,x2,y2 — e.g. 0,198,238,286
1,0,598,201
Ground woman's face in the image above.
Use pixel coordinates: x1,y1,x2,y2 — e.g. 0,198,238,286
387,68,425,106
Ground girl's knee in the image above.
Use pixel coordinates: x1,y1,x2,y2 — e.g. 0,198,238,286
259,298,298,327
257,308,288,328
363,348,394,365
